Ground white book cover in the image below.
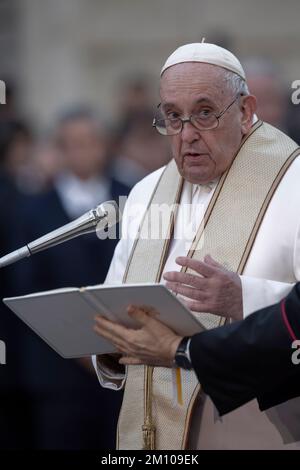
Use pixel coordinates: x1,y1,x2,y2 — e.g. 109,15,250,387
3,283,204,358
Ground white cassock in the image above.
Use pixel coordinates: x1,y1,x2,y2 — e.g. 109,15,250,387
93,156,300,449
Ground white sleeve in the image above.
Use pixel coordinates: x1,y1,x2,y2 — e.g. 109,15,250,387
241,217,300,318
240,276,295,318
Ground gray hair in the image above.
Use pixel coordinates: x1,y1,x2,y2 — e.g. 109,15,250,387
222,69,249,96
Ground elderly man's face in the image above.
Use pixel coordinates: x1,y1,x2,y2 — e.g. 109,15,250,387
160,63,255,184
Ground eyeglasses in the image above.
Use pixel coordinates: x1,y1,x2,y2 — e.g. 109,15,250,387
152,94,243,136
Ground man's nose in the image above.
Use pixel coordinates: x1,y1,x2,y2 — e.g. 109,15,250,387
180,119,201,143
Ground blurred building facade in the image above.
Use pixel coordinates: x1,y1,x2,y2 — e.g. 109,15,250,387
0,0,299,127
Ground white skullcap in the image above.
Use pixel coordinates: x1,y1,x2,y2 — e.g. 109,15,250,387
161,42,246,80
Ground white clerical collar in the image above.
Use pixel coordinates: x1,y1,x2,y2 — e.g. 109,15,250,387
192,179,219,197
55,171,110,219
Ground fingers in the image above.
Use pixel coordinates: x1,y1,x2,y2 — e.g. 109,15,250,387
93,315,137,353
175,256,217,277
127,305,156,326
165,281,208,301
182,299,204,314
183,298,233,319
94,315,131,340
94,311,160,355
163,270,207,289
182,298,207,312
128,307,177,340
93,322,131,352
204,254,223,268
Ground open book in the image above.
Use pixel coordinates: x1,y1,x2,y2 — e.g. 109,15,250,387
3,283,205,358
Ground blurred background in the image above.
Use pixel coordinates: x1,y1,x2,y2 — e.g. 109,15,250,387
0,0,299,450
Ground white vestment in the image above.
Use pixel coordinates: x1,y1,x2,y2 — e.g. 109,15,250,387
93,156,300,449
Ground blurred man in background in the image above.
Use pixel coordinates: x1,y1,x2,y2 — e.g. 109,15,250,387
111,75,171,187
2,106,129,449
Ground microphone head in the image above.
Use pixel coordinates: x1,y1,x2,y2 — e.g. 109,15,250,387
95,200,121,228
95,200,121,238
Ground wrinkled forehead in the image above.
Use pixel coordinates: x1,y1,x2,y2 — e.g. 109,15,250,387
160,62,231,102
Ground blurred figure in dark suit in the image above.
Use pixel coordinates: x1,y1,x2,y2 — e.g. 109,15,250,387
8,106,129,449
0,118,35,449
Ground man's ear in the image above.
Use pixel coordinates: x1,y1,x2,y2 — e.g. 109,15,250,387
240,94,257,135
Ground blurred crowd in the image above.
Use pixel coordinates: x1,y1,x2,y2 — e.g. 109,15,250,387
0,75,170,450
0,61,299,449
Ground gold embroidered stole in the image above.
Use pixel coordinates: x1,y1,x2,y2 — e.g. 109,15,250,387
117,121,300,450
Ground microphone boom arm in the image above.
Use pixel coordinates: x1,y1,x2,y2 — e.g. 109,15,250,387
0,201,120,268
